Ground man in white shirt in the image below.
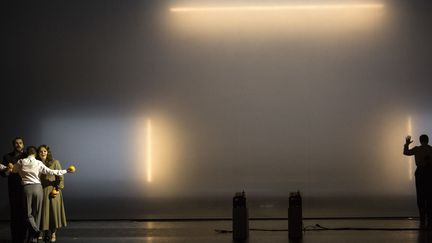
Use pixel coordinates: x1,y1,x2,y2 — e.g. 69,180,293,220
10,146,75,243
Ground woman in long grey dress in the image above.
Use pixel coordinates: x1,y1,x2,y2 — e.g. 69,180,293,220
37,145,67,242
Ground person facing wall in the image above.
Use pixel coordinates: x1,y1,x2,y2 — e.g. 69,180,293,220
403,134,432,229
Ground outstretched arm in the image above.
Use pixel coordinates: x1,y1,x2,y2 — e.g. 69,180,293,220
0,164,6,170
403,136,415,156
38,161,68,176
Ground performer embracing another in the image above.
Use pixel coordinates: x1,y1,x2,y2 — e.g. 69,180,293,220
8,146,76,243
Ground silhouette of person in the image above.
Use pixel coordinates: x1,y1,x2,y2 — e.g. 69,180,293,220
404,134,432,229
1,137,27,243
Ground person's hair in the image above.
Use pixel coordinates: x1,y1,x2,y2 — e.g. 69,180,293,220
420,134,429,145
26,146,37,156
12,137,24,147
37,145,54,162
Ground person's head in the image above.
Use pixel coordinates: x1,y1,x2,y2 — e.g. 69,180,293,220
420,134,429,145
26,146,37,156
12,137,25,153
37,145,53,162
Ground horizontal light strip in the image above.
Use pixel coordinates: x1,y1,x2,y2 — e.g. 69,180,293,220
170,4,384,12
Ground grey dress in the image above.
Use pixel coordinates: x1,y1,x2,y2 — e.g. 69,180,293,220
40,159,67,231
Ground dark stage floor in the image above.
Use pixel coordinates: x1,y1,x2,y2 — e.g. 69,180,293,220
1,219,431,243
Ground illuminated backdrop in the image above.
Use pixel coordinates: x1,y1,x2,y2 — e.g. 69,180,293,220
1,0,432,218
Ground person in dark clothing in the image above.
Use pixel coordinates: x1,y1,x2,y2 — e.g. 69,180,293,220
404,134,432,229
1,137,27,243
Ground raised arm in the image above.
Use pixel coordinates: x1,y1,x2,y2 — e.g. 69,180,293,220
403,136,415,156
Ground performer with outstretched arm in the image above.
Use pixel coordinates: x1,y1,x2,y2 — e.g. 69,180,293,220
8,146,76,243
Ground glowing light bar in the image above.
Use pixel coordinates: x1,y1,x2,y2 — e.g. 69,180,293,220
407,116,413,181
170,4,384,12
147,119,153,183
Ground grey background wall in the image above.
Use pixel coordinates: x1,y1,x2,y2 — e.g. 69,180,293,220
1,0,431,218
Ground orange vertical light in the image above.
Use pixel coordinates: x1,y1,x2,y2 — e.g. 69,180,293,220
407,116,413,181
147,119,153,183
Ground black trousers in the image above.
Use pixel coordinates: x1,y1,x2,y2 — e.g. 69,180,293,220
415,168,432,223
8,181,26,243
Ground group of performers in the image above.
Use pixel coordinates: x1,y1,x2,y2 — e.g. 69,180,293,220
1,137,75,243
1,134,431,242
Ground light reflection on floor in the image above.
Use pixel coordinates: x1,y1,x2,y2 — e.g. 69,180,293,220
0,219,430,243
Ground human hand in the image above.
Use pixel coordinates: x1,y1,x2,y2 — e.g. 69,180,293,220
50,188,59,198
67,165,76,173
405,136,413,145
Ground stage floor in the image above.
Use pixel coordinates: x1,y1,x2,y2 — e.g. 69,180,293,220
0,219,431,243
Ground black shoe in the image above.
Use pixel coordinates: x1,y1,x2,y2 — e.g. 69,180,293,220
420,217,427,229
26,237,38,243
27,229,41,243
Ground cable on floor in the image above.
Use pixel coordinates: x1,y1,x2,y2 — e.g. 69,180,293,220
215,224,422,233
304,224,421,231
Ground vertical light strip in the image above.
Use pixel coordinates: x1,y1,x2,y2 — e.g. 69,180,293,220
147,119,153,183
407,116,413,181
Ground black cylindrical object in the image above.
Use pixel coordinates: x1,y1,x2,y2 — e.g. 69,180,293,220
233,191,249,241
288,191,303,239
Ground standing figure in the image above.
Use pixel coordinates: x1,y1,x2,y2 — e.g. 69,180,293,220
10,146,75,243
37,145,67,242
404,134,432,229
1,137,27,243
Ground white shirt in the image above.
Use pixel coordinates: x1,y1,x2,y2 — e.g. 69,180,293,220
12,155,67,185
0,164,6,170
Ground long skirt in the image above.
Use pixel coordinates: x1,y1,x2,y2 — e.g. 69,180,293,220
40,185,67,231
